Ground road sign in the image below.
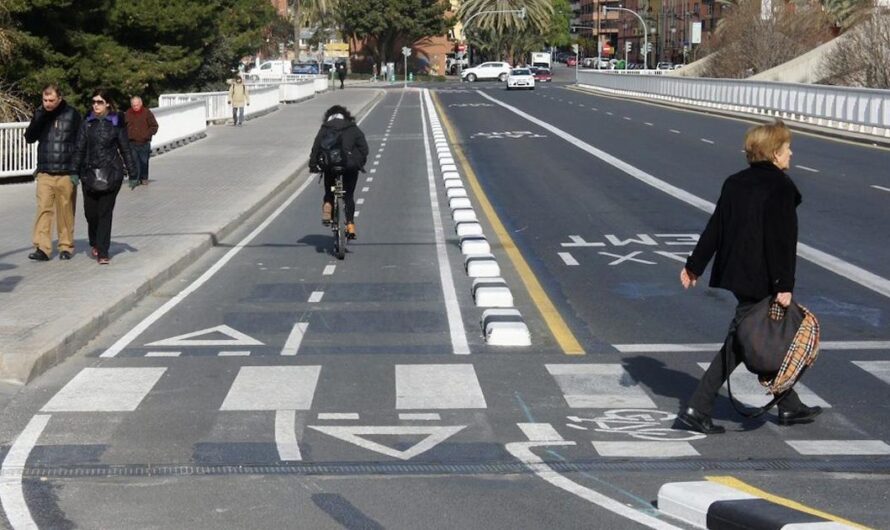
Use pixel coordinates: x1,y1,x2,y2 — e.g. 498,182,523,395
625,41,632,52
603,42,613,55
572,44,579,54
401,46,411,57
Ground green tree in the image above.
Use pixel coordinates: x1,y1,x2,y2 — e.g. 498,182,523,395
545,0,573,48
458,0,553,33
0,0,30,120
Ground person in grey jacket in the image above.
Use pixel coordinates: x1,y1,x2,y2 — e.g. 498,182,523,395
24,83,81,261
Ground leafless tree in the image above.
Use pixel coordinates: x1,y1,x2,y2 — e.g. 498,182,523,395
699,0,833,78
819,5,890,88
0,0,30,121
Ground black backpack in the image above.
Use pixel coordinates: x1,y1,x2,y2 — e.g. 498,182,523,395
317,127,347,174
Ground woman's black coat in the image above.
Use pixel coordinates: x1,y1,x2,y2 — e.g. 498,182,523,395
73,112,138,190
686,161,802,301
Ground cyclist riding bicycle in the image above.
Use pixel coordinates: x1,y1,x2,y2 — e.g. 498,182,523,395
309,105,369,239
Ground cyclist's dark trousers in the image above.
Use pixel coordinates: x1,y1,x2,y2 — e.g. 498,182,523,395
687,295,802,417
323,170,359,223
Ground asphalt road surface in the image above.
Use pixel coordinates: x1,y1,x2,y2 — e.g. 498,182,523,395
1,70,888,529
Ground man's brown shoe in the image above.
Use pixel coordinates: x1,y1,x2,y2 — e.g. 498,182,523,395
322,202,333,224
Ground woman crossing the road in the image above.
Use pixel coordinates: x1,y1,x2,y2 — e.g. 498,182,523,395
678,119,822,434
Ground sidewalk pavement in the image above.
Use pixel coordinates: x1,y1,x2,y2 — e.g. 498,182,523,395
0,88,383,387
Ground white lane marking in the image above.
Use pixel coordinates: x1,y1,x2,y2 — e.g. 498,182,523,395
698,362,829,408
558,252,579,266
0,414,50,530
373,160,379,166
591,107,598,111
375,154,382,159
645,122,654,126
399,413,441,421
871,185,890,193
853,360,890,385
506,441,681,529
546,364,657,408
97,96,385,358
146,325,263,348
518,423,565,442
624,117,632,121
221,366,321,411
370,168,377,174
787,440,890,455
421,89,470,354
274,410,301,461
218,351,251,357
281,322,309,356
593,441,698,457
362,186,370,192
617,341,890,352
309,425,466,460
41,367,166,412
354,210,360,218
308,291,324,303
146,351,181,357
367,177,374,182
356,198,365,205
323,264,336,275
700,138,714,144
795,165,819,173
318,413,360,420
396,364,486,409
606,111,614,116
669,129,681,134
477,90,890,300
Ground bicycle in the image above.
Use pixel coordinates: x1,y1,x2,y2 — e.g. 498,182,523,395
329,173,347,260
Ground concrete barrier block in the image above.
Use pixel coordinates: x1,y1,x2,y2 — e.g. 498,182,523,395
447,188,468,199
460,235,490,255
455,222,483,237
442,171,461,180
465,255,501,278
439,157,455,166
481,309,531,346
473,278,513,308
452,208,478,223
444,180,464,190
449,197,472,210
657,482,756,529
441,164,458,172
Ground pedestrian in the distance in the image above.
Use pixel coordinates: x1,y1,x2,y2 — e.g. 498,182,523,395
228,76,250,126
124,96,158,186
678,119,821,434
73,89,138,265
371,63,378,82
337,62,346,89
23,83,81,261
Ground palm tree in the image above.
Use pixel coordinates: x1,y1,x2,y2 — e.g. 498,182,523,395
458,0,553,33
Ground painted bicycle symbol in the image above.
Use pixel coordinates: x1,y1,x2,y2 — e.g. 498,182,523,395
565,409,707,441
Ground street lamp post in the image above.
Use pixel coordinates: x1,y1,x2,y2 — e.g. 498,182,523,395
458,7,527,81
603,6,649,70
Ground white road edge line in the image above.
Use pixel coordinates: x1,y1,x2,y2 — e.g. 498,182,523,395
98,94,385,358
505,441,681,530
872,185,890,193
422,89,470,354
700,138,714,144
274,410,301,461
476,90,890,301
614,340,890,352
795,165,819,173
0,414,50,530
281,322,309,356
318,413,360,420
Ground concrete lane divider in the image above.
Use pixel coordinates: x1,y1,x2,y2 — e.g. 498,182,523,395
472,278,514,308
447,187,468,199
441,164,458,173
657,481,858,529
452,208,478,223
460,235,491,255
455,221,484,237
442,171,461,180
465,254,501,278
439,157,455,166
445,180,464,190
449,197,472,210
481,309,531,346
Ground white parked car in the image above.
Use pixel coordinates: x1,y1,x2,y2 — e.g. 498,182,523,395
506,68,535,90
461,61,512,82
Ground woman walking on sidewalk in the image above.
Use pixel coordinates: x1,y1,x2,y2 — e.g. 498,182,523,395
73,89,138,264
228,77,250,126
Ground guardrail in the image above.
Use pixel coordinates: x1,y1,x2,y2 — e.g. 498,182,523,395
151,101,207,154
0,122,36,178
577,70,890,137
244,80,318,103
158,85,279,123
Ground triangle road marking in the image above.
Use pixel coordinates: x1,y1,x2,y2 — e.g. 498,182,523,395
308,425,466,460
145,325,264,347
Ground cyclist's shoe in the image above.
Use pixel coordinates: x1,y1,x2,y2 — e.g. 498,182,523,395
322,202,333,225
346,223,357,240
678,407,725,434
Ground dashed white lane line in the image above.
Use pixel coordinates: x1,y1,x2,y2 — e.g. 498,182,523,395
275,410,302,461
0,414,50,529
606,111,614,116
323,264,336,275
308,291,324,303
399,413,441,421
318,413,360,420
370,168,377,173
700,138,715,144
645,122,654,126
558,252,579,266
354,210,360,217
281,322,309,356
375,154,382,159
362,186,370,192
669,129,680,134
373,161,379,166
795,165,819,172
146,351,181,357
218,351,251,357
367,177,374,182
623,117,631,121
873,185,890,193
356,198,365,205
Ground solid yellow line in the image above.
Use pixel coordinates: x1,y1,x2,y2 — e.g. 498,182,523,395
430,91,585,355
706,476,872,529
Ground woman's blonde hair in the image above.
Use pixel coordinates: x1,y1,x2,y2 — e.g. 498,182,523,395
744,120,791,164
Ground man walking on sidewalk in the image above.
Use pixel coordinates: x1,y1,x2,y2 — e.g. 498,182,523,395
24,83,82,261
228,77,250,126
125,96,158,186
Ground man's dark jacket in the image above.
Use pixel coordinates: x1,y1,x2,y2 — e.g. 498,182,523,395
73,112,138,190
686,161,801,301
309,117,369,174
24,100,82,174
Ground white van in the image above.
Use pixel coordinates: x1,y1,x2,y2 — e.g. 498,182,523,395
247,60,293,81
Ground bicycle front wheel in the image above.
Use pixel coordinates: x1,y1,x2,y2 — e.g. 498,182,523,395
335,198,346,260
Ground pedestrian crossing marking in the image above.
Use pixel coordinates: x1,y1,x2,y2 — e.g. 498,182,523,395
42,367,167,412
785,440,890,455
308,425,466,460
220,366,321,411
593,441,699,457
145,325,263,348
518,423,564,442
146,351,181,357
546,364,657,408
852,361,890,385
395,364,486,409
697,363,830,408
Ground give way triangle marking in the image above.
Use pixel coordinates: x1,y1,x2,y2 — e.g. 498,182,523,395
145,325,264,347
308,425,466,460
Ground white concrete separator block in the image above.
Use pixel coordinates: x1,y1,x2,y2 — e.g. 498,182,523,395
455,221,483,237
441,164,458,172
439,157,455,166
481,309,531,346
465,254,501,278
447,187,468,199
657,481,756,529
460,235,491,255
437,147,452,155
450,197,472,210
452,208,478,223
442,171,461,180
472,278,513,308
444,180,464,190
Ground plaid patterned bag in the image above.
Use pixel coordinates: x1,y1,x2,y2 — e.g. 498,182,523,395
758,303,821,395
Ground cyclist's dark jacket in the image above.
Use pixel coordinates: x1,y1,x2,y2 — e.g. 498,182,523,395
24,100,82,174
309,117,369,174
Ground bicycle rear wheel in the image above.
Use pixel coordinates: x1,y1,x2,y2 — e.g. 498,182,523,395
334,198,346,260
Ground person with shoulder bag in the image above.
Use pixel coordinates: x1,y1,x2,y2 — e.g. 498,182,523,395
678,120,822,434
73,89,138,265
